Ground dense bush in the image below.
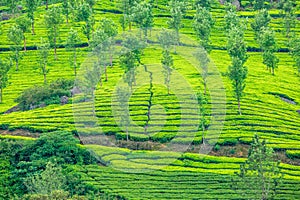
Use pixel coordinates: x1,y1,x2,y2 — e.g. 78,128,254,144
15,78,74,111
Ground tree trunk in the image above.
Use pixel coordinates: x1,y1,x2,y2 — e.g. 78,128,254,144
66,14,69,24
16,61,19,71
46,0,49,10
204,82,207,96
0,88,2,103
74,50,77,76
44,73,47,84
54,46,57,60
126,127,129,141
104,65,108,81
32,21,35,35
129,22,132,31
23,36,26,51
202,122,205,145
238,99,241,115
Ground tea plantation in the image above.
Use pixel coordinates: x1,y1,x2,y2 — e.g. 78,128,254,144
0,0,300,199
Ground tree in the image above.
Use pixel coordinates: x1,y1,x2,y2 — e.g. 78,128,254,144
259,27,279,75
224,4,240,32
196,92,207,145
7,25,23,71
289,36,300,75
24,162,66,195
194,47,210,95
45,6,62,60
193,5,214,51
119,34,145,90
252,0,271,10
76,3,94,43
168,0,186,49
66,29,81,76
131,1,154,41
25,0,40,35
5,0,19,16
161,50,173,95
90,28,109,83
0,58,11,103
251,9,271,41
157,29,176,50
16,16,31,51
227,25,248,115
116,86,131,141
233,134,283,199
278,0,297,38
37,38,50,84
62,0,72,24
100,18,118,67
194,0,211,9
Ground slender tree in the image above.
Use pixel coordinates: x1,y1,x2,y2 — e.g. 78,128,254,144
259,27,279,75
119,34,144,90
278,0,297,38
119,0,140,31
289,36,300,75
7,25,23,71
25,0,40,35
195,47,210,95
76,3,94,43
116,86,131,141
66,29,81,76
227,25,248,115
233,134,283,199
251,9,271,41
62,0,72,24
224,4,240,32
90,28,109,83
193,5,214,51
16,16,31,51
37,38,50,84
194,0,211,9
45,6,62,60
161,49,173,95
168,0,186,49
0,58,11,103
196,92,207,145
100,18,118,67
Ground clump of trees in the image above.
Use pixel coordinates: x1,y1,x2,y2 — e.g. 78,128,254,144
0,58,11,103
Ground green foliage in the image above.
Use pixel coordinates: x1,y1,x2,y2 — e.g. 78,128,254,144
251,9,271,41
45,6,62,59
227,22,248,115
289,36,300,75
168,0,187,44
7,25,23,71
37,38,50,84
194,0,211,9
193,5,214,51
119,33,145,90
131,1,154,40
161,49,173,95
116,86,131,141
233,134,283,199
16,15,31,51
15,78,73,110
0,58,11,103
66,29,81,76
25,0,40,34
194,47,210,95
24,162,66,195
157,29,176,50
259,27,279,75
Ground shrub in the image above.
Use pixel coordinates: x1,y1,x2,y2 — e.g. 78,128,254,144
15,78,74,111
214,144,221,151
